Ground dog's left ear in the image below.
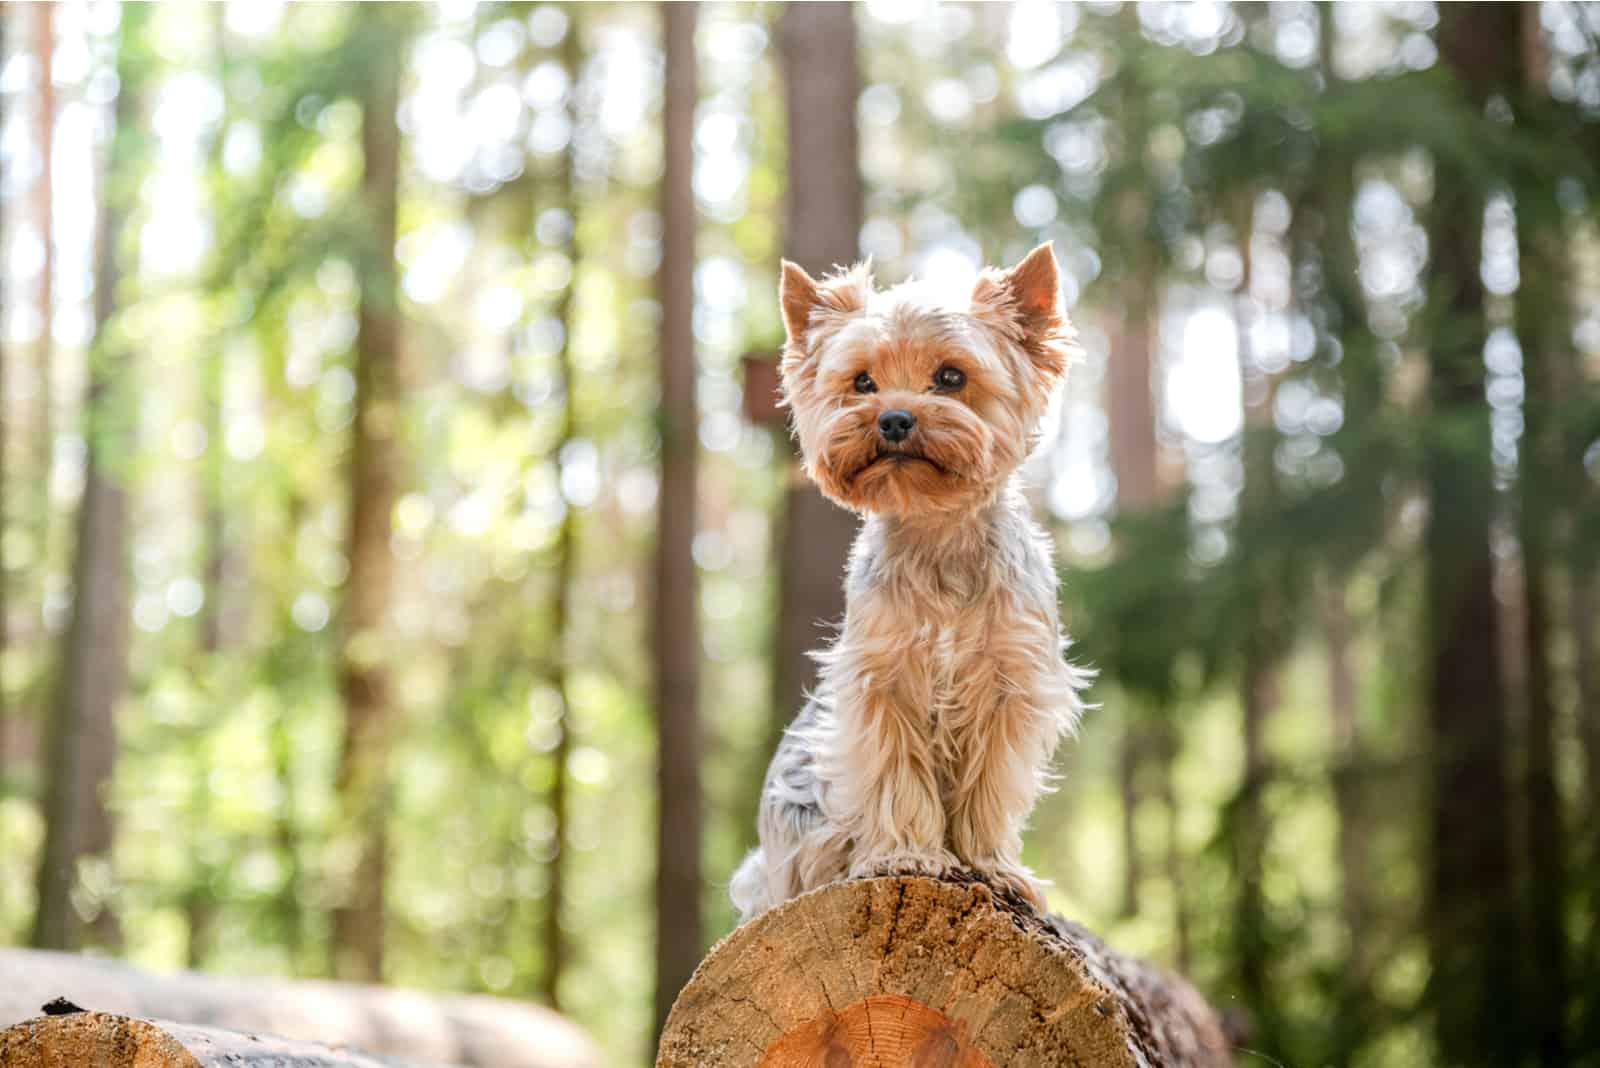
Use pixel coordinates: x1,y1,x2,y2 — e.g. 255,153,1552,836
972,242,1073,381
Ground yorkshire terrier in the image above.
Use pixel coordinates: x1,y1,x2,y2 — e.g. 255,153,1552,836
730,243,1089,920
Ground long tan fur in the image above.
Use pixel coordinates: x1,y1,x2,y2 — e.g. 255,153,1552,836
731,244,1089,918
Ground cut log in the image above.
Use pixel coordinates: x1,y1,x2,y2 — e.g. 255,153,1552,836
659,875,1232,1067
1,1010,444,1067
0,949,599,1068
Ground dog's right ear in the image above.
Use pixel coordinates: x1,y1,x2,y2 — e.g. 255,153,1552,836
779,259,872,352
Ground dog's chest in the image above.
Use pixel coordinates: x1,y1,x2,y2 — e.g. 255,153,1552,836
878,583,1002,722
847,510,1059,716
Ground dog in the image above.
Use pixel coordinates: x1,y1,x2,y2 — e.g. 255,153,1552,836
730,243,1089,921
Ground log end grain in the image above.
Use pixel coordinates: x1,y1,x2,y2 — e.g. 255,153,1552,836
659,875,1232,1068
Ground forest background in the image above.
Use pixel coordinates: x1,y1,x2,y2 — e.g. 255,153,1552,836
1,3,1599,1066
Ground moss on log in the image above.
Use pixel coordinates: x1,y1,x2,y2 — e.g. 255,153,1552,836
659,875,1232,1067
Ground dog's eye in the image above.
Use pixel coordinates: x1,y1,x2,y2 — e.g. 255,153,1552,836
934,366,966,391
854,372,877,394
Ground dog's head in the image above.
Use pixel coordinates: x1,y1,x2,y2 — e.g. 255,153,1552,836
778,243,1077,518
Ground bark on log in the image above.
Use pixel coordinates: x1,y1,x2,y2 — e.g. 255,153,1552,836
659,876,1231,1067
0,1010,444,1068
0,950,599,1068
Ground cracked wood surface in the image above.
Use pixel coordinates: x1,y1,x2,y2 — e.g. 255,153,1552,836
658,875,1232,1068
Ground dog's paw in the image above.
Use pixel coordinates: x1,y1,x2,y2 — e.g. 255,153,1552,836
968,855,1050,912
849,849,961,883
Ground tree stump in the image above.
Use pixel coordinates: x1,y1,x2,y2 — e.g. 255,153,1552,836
659,876,1232,1067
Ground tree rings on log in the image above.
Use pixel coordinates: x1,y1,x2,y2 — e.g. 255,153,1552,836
757,994,995,1067
659,875,1232,1068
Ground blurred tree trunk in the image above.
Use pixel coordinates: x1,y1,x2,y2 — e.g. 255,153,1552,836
1515,272,1567,1067
1105,267,1161,921
653,0,703,1044
1513,9,1568,1060
29,5,145,953
271,496,308,967
196,7,230,663
33,1,56,585
184,420,223,970
1426,7,1522,1063
1577,558,1600,1059
540,14,584,1014
5,2,61,782
1153,718,1190,973
0,7,10,780
1576,571,1600,813
1231,192,1279,1033
1114,728,1142,918
1321,584,1368,955
271,707,305,961
331,12,406,983
1101,12,1188,947
1234,635,1273,1002
185,5,232,971
767,0,862,757
1313,11,1378,1016
1571,133,1600,1061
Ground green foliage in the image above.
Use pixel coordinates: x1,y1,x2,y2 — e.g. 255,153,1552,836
2,3,1598,1066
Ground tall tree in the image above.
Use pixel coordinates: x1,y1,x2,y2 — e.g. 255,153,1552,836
30,3,145,952
33,1,56,579
1512,8,1568,1061
184,5,233,969
1579,572,1600,816
1321,582,1367,937
541,10,584,1013
1312,11,1380,1023
768,1,862,751
1231,190,1283,1042
1425,6,1522,1062
653,0,702,1043
1094,13,1191,952
198,178,228,649
331,11,408,982
0,5,10,778
1103,249,1191,958
1105,274,1161,922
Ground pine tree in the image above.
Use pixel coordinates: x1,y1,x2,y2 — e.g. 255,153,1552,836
331,7,410,982
1425,7,1523,1062
541,5,585,1013
31,2,147,953
653,0,704,1043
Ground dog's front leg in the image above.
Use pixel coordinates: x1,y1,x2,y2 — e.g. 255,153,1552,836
946,697,1053,907
946,642,1070,910
822,646,957,882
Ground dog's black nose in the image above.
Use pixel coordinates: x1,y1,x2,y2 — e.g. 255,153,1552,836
878,409,916,443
